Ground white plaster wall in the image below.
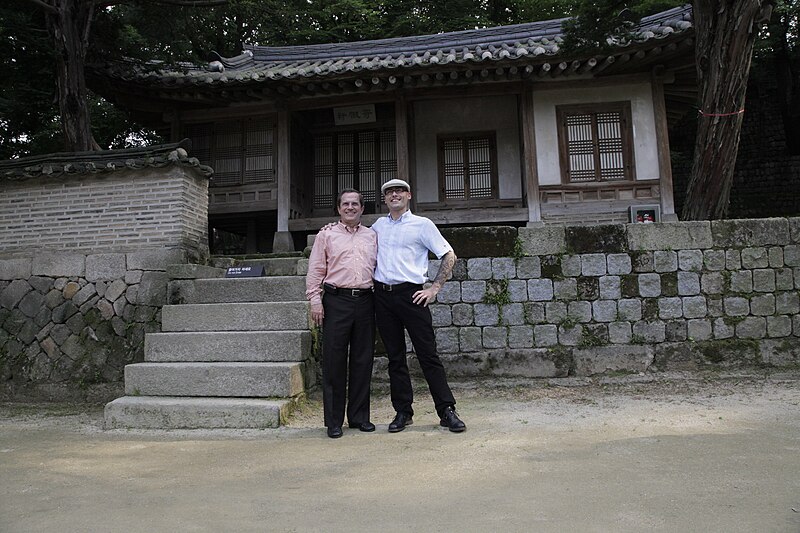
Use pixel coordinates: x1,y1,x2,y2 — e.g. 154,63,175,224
413,95,522,202
532,82,659,186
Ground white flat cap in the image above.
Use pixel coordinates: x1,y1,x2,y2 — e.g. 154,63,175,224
381,179,411,194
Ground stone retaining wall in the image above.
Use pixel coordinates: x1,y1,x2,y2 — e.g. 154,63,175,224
410,218,800,378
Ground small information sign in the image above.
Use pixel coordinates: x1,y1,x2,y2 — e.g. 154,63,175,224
225,265,265,278
333,104,376,126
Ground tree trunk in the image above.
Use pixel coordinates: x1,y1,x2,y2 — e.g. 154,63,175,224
682,1,773,220
45,0,95,152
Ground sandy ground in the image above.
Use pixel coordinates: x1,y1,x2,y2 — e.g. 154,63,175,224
1,371,799,532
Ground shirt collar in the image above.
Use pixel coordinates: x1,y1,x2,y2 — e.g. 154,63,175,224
337,221,362,233
386,209,412,223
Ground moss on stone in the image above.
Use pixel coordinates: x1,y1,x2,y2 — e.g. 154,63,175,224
621,274,639,298
642,299,659,321
565,225,628,254
440,226,518,258
660,272,678,297
577,277,599,300
540,255,563,279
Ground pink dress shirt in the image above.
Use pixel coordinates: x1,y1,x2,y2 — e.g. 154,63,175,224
305,221,378,306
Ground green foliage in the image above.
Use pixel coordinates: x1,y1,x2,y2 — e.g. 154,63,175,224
484,278,512,305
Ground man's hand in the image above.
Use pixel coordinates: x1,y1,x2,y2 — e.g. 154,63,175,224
319,222,336,232
412,286,439,307
311,302,324,326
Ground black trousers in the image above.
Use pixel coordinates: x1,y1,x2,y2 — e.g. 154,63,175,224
374,284,456,417
321,291,375,428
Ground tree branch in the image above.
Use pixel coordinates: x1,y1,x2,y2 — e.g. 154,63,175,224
138,0,229,6
21,0,58,15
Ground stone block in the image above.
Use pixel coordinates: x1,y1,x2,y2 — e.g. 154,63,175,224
608,321,632,344
430,305,451,327
627,221,712,251
436,281,461,304
568,301,592,323
708,296,724,317
553,278,577,300
653,251,678,273
137,272,170,306
528,279,554,301
467,258,492,280
435,328,460,353
523,302,546,324
507,280,528,302
561,255,582,277
483,326,508,349
683,296,708,318
18,290,45,318
736,317,767,339
677,272,701,295
474,304,499,326
665,320,687,341
557,324,582,346
516,256,541,279
105,279,127,302
776,292,799,315
711,218,790,247
741,247,769,269
459,327,482,352
44,289,63,309
125,270,143,284
638,273,661,297
461,281,486,303
606,253,632,275
618,299,642,321
776,268,794,291
725,250,742,270
126,248,187,271
573,345,653,376
72,284,97,307
534,324,558,346
452,303,474,326
677,249,703,272
518,226,566,256
440,226,518,258
767,316,792,338
723,296,749,316
791,217,800,243
730,271,753,293
632,251,654,273
703,250,726,271
750,294,775,316
580,254,607,276
599,276,621,300
86,253,127,282
658,297,683,319
768,247,784,268
701,272,724,295
1,280,31,310
545,301,567,323
687,319,712,341
62,281,80,299
713,318,735,339
632,320,666,342
592,300,618,322
31,252,85,277
566,224,627,254
785,245,800,267
491,258,516,279
508,325,533,348
500,303,525,326
753,269,776,292
0,258,32,281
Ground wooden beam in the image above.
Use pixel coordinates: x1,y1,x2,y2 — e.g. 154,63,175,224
395,96,410,185
273,109,292,251
521,87,541,224
651,71,677,221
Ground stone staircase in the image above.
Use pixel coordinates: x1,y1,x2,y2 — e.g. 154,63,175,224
104,254,316,429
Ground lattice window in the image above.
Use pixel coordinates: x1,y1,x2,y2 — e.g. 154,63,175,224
312,129,396,210
184,117,276,188
438,132,498,201
557,102,634,183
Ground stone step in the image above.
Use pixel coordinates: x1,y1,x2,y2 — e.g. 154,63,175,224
104,396,296,429
145,331,312,362
161,301,310,332
124,362,307,397
238,256,303,276
168,276,306,304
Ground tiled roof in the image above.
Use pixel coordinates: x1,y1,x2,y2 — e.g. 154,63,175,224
0,139,212,182
96,5,692,87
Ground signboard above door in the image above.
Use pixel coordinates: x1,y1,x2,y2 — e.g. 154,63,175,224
333,104,377,126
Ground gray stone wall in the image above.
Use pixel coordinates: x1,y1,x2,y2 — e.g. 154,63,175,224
0,167,209,256
412,218,800,377
0,249,187,400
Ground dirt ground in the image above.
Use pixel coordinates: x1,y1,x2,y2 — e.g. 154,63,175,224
1,371,799,532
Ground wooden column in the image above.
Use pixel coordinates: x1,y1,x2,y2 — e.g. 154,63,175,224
273,109,294,252
651,70,678,221
521,87,542,225
395,96,410,182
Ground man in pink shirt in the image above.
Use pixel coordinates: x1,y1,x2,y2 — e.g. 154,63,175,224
306,189,378,438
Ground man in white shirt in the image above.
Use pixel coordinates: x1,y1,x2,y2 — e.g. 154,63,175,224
372,178,466,433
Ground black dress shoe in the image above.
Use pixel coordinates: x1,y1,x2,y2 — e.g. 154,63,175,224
388,412,413,433
440,406,466,433
327,426,343,438
348,421,376,432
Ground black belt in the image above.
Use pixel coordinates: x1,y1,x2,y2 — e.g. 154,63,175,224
375,282,423,292
323,284,373,297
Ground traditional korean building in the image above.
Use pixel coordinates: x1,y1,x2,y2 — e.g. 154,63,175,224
89,5,696,254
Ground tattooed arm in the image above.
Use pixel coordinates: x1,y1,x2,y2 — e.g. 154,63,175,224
412,250,456,307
